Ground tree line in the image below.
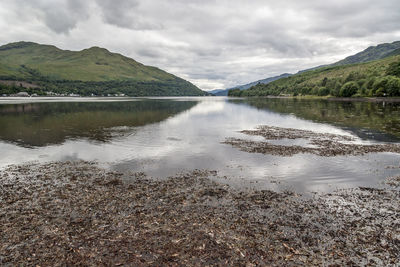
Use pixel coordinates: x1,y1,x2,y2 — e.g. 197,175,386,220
229,59,400,97
0,78,205,96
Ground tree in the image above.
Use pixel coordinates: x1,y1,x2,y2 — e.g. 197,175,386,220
318,87,330,96
340,82,359,97
321,77,328,86
386,61,400,77
386,76,400,96
228,88,241,96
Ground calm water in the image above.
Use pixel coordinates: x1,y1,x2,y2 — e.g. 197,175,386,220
1,96,400,193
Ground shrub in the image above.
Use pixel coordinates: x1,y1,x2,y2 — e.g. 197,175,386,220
386,61,400,77
330,82,342,97
228,88,241,96
375,88,385,97
340,82,359,97
386,76,400,96
365,77,376,89
373,77,389,91
321,77,328,86
357,79,366,87
345,71,364,82
318,87,330,96
311,86,319,95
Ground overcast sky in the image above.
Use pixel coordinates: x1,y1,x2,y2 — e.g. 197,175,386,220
1,0,400,90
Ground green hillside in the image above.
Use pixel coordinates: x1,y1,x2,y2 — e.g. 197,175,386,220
225,41,400,95
0,41,205,96
229,54,400,98
386,48,400,57
333,41,400,66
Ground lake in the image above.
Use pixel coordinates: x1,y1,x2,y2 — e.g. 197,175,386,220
1,96,400,193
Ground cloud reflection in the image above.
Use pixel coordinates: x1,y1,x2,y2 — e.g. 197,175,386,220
1,97,400,194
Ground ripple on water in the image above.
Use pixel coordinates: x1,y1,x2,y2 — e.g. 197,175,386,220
1,97,400,193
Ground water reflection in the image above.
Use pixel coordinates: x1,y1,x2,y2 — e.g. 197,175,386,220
0,100,197,147
1,97,400,193
235,98,400,142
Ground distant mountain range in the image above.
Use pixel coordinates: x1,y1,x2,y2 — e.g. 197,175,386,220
0,41,206,96
229,40,400,98
208,89,225,94
333,41,400,66
212,73,292,96
220,40,400,95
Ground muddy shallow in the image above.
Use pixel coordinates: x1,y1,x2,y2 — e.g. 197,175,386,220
1,161,399,266
224,125,400,157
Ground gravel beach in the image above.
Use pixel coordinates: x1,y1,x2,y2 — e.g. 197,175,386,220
1,161,399,266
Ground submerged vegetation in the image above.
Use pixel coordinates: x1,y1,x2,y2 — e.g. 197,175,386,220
236,98,400,140
224,125,400,157
229,55,400,97
1,161,399,266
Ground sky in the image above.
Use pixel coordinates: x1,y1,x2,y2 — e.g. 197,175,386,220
1,0,400,90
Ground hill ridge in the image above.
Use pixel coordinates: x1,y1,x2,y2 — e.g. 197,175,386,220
0,41,205,96
224,40,400,95
229,54,400,97
333,40,400,66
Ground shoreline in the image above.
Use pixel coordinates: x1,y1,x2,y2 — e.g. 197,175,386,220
1,161,399,266
228,95,400,102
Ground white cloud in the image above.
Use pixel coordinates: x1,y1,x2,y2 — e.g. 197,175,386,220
0,0,400,90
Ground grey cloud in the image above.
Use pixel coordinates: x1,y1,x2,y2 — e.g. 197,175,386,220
1,0,400,89
13,0,90,34
136,47,162,58
186,71,228,81
95,0,162,30
296,1,400,37
42,8,78,34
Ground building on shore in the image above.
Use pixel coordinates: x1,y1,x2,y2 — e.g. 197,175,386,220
11,92,30,97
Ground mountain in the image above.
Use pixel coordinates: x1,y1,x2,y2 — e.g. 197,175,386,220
226,41,400,96
229,54,400,97
213,73,292,96
298,41,400,73
333,41,400,66
0,41,205,96
385,47,400,57
212,90,230,96
208,89,225,94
